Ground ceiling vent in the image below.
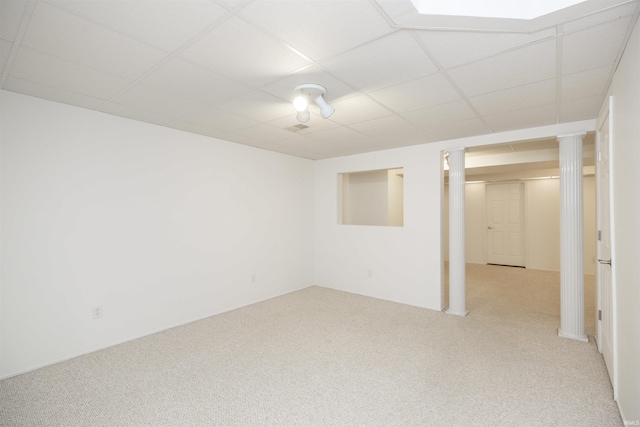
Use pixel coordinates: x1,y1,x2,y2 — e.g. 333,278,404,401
285,124,310,133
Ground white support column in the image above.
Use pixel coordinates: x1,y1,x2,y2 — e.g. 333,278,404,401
558,133,588,342
447,148,468,317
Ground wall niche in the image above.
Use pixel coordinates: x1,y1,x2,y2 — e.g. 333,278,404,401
338,168,404,227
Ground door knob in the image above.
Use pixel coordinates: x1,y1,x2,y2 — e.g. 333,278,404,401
598,259,612,266
488,226,495,229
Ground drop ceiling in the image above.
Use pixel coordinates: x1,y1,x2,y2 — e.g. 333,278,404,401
1,0,638,160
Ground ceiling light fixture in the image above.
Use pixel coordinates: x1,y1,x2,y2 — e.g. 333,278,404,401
292,83,334,122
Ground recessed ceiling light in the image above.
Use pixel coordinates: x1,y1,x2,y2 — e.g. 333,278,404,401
410,0,587,20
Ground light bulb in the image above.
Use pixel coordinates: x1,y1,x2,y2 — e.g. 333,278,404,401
293,95,308,112
296,110,310,123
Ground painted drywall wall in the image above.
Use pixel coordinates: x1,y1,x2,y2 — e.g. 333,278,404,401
442,177,597,274
526,179,561,270
603,14,640,424
314,121,595,313
346,169,389,226
388,169,404,227
315,146,443,310
0,91,315,378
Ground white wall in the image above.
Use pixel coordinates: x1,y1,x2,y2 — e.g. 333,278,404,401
0,91,315,378
526,179,561,270
388,169,404,227
345,169,388,226
603,15,640,423
443,177,597,274
315,147,443,310
314,122,595,313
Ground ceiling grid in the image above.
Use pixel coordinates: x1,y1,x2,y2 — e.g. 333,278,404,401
0,0,637,159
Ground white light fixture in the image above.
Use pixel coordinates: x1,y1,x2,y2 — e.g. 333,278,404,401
292,83,334,122
410,0,586,20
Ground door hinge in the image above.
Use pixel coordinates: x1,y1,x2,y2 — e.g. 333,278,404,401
598,310,602,321
598,230,602,241
597,151,602,162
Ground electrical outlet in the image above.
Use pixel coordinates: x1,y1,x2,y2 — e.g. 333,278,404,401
92,305,103,319
368,269,372,278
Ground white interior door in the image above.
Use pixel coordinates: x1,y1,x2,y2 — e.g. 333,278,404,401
486,182,525,267
597,111,615,388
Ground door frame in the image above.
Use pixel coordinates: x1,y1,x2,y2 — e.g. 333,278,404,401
485,181,526,267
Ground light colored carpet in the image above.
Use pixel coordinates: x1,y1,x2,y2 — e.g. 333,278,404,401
1,264,620,426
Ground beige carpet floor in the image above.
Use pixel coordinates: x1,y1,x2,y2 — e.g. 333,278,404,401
1,264,620,426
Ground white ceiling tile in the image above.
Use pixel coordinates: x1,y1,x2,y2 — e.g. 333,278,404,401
0,0,27,42
47,0,228,52
109,83,208,119
1,39,12,71
328,95,393,126
562,2,637,33
562,17,631,75
215,90,294,123
142,58,251,106
238,0,392,61
267,113,342,135
373,130,437,149
349,114,424,138
369,73,460,113
180,16,310,89
415,28,556,69
9,47,132,99
180,106,259,132
271,133,321,148
3,75,106,110
401,100,477,129
320,31,438,92
429,118,491,141
259,64,354,104
308,140,376,159
561,66,613,101
448,39,556,97
170,120,250,143
469,79,556,116
99,102,174,126
305,126,371,146
234,123,299,144
265,136,319,159
560,95,602,122
295,140,355,160
484,104,557,132
21,2,167,79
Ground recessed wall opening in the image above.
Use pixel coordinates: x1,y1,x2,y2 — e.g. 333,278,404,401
338,168,404,227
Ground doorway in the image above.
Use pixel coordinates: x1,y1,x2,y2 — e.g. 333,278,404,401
442,139,596,326
486,182,526,267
